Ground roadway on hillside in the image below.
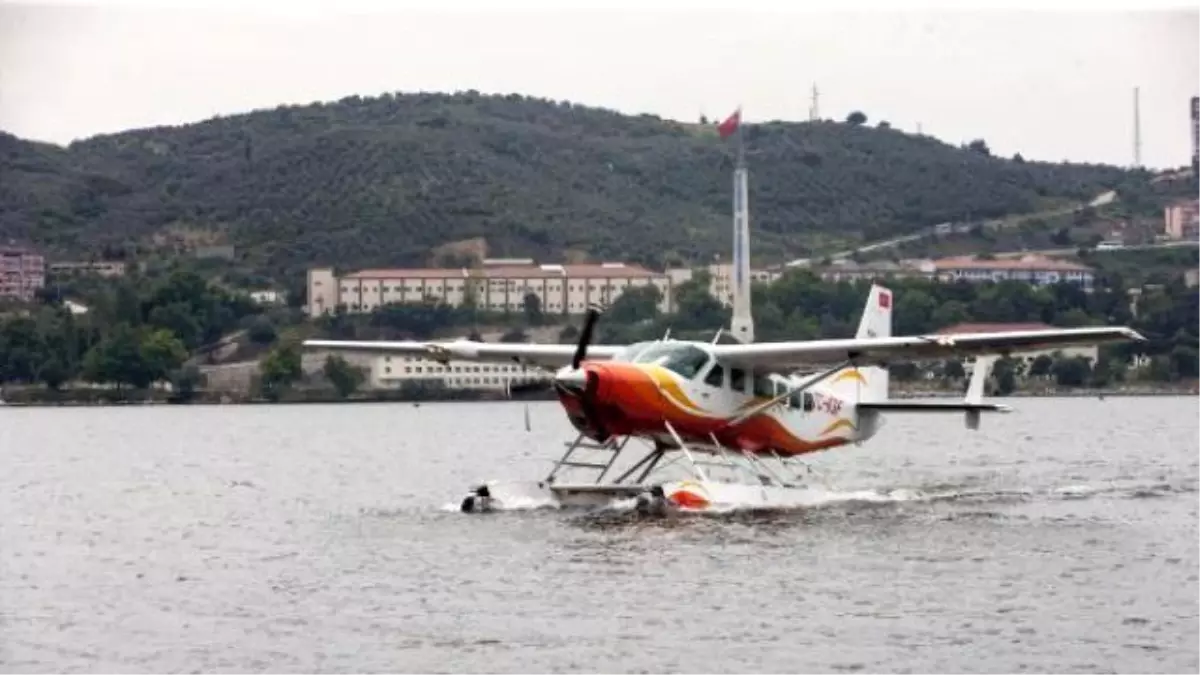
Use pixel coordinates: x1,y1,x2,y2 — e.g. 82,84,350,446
787,189,1119,266
989,239,1198,259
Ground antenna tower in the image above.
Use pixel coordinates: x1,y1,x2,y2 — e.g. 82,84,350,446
809,84,820,122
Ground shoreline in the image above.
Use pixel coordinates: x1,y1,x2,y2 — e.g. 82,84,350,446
1,385,1195,407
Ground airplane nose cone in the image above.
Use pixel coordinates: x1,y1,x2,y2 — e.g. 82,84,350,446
554,366,589,393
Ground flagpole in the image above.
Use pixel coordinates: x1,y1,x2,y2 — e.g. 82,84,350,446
729,104,754,343
735,105,745,169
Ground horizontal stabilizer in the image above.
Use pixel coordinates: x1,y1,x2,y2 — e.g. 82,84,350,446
858,401,1012,413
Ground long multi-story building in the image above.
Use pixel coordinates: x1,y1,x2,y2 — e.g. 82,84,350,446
0,247,46,302
307,259,677,317
812,258,937,283
932,255,1094,290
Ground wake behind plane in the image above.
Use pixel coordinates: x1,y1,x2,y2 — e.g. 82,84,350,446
304,284,1142,514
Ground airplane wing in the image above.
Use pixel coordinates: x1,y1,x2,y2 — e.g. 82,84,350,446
302,339,625,369
707,325,1144,369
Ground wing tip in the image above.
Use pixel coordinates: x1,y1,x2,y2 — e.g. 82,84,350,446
1123,328,1147,342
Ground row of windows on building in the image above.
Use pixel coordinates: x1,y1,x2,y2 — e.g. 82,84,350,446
379,357,533,377
338,282,641,294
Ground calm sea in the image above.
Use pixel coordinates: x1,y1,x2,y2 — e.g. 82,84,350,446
2,397,1197,673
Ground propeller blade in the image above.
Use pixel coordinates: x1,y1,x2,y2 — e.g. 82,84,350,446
577,368,608,442
572,307,601,370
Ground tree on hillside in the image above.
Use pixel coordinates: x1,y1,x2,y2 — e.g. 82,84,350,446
1029,354,1054,377
967,139,991,156
671,272,728,331
522,293,543,326
247,316,277,345
942,360,966,380
607,285,661,325
846,111,867,125
82,324,186,390
1051,356,1092,387
323,355,365,399
992,357,1018,396
259,342,302,401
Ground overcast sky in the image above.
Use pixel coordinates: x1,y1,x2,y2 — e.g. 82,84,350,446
1,0,1196,169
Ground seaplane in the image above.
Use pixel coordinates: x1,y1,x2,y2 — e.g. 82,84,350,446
304,286,1142,515
302,154,1144,515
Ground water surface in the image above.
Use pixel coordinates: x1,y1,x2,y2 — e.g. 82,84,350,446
2,397,1197,673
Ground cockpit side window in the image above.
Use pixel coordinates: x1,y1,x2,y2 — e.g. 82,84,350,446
801,393,814,412
752,372,775,398
704,363,725,388
729,368,747,393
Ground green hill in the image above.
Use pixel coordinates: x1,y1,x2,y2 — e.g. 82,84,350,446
1,91,1142,280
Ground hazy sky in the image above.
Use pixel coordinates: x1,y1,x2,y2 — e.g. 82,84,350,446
1,0,1197,169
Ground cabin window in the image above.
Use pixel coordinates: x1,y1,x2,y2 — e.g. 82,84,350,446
801,393,814,412
704,363,725,388
752,373,775,398
730,368,747,393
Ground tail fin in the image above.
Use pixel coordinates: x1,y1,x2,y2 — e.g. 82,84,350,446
852,284,893,402
855,284,893,340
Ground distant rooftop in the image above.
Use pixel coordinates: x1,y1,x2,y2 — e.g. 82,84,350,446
936,322,1057,335
933,255,1091,272
343,262,663,280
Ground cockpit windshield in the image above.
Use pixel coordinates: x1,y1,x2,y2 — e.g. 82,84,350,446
629,342,713,380
610,341,658,364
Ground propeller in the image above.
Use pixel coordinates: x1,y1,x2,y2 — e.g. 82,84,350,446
568,306,608,441
503,307,606,438
572,306,601,370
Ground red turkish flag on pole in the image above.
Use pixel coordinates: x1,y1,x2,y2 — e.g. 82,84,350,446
717,108,741,139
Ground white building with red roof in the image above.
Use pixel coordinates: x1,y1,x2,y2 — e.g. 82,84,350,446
307,258,676,318
932,254,1094,290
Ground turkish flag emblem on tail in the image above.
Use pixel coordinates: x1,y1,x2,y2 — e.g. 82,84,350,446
878,289,892,309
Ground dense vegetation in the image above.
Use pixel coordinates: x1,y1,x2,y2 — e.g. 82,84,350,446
0,267,260,399
2,258,1195,401
2,91,1143,283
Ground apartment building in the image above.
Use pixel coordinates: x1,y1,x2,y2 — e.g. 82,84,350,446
1164,199,1199,241
307,259,676,317
0,247,46,302
933,255,1094,290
